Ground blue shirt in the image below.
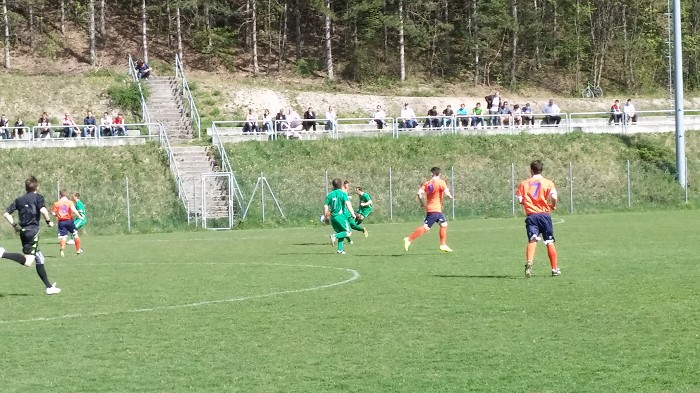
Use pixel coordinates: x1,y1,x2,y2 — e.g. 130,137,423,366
456,108,468,116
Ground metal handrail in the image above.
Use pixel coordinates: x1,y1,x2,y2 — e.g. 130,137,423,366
158,122,190,222
128,54,151,125
211,122,245,211
175,54,202,138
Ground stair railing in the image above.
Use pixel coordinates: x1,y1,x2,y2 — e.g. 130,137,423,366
211,121,245,212
128,55,151,125
158,122,192,223
174,54,202,138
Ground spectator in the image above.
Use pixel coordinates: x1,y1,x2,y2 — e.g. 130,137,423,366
38,112,51,138
0,114,9,139
274,108,286,134
456,103,469,128
485,91,501,127
261,109,274,133
82,110,97,137
285,109,303,139
424,106,439,128
325,106,337,131
303,107,317,132
471,102,485,128
243,108,258,133
542,99,562,126
441,105,454,128
608,99,623,125
623,98,638,125
61,113,79,138
512,104,523,126
135,60,151,80
100,111,113,136
400,103,418,129
112,113,126,136
499,101,513,126
14,118,30,139
521,103,535,126
372,105,386,129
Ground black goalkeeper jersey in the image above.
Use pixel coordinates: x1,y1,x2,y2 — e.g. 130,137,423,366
5,192,46,228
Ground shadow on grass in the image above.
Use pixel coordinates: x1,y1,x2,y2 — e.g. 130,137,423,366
351,253,405,257
0,293,32,297
293,242,330,246
432,274,521,280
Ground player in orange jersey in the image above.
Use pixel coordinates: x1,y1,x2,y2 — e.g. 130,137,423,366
515,160,560,277
51,190,85,257
403,167,453,252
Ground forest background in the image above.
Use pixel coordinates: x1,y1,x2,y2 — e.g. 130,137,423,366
1,0,699,99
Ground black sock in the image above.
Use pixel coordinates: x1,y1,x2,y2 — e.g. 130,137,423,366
2,252,26,265
35,264,52,287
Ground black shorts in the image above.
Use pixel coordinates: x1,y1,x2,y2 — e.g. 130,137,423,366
525,213,555,243
57,220,77,237
20,225,40,255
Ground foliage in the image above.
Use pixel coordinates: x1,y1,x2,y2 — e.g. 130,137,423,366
293,58,319,77
106,81,150,116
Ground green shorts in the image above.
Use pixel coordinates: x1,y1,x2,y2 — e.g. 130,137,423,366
330,215,350,234
74,218,87,230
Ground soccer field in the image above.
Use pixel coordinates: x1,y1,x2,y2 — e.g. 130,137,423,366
1,210,699,392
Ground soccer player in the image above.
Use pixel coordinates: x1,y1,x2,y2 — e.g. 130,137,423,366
403,167,453,252
354,187,372,227
51,190,85,257
324,178,356,254
515,160,560,277
1,176,61,295
341,180,368,239
66,192,86,245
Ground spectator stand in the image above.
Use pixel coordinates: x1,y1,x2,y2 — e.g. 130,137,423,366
0,122,162,149
0,126,33,144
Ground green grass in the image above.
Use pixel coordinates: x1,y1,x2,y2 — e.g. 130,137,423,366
1,210,699,392
226,133,699,227
0,144,185,236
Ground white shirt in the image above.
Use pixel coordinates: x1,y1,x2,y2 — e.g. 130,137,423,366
373,110,386,120
543,103,560,115
401,108,416,120
490,96,501,111
101,116,112,126
623,103,636,116
325,111,336,121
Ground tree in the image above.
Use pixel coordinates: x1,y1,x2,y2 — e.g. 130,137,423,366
176,1,183,61
99,0,106,36
142,0,148,63
2,0,8,69
324,0,333,80
88,0,96,66
252,0,259,75
398,0,405,81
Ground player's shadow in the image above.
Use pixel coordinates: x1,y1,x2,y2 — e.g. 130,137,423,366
352,253,405,258
0,293,32,297
432,274,521,280
293,242,329,246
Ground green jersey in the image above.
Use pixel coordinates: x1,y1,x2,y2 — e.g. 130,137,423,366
75,199,86,220
325,189,349,217
358,192,372,215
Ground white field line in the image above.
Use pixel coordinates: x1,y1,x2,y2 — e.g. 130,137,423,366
0,263,360,324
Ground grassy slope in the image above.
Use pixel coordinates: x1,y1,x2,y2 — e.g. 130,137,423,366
225,132,699,227
1,211,699,392
0,143,185,237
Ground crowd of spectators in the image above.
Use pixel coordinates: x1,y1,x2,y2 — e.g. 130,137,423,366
226,96,645,140
0,110,130,140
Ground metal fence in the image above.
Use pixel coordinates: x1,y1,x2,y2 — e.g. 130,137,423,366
238,160,694,225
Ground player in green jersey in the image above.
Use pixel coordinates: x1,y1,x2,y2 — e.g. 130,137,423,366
324,178,356,254
354,187,372,226
341,181,368,240
67,192,86,245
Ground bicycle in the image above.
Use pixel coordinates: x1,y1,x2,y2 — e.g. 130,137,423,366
582,82,603,98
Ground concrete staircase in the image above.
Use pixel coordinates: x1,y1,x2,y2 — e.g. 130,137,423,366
145,76,233,223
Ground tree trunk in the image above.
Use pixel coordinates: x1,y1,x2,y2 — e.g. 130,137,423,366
294,0,301,59
2,0,9,69
167,0,173,48
252,0,259,76
99,0,106,37
205,3,212,48
60,0,66,35
471,0,480,85
29,1,34,49
142,0,148,63
245,0,251,49
278,2,288,71
176,2,183,62
325,0,334,80
266,0,272,72
89,0,96,66
399,0,405,81
509,0,518,86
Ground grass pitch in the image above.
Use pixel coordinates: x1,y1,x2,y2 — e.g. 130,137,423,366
1,210,699,392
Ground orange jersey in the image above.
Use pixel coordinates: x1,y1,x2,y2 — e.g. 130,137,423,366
52,198,75,221
422,178,448,213
516,175,557,215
